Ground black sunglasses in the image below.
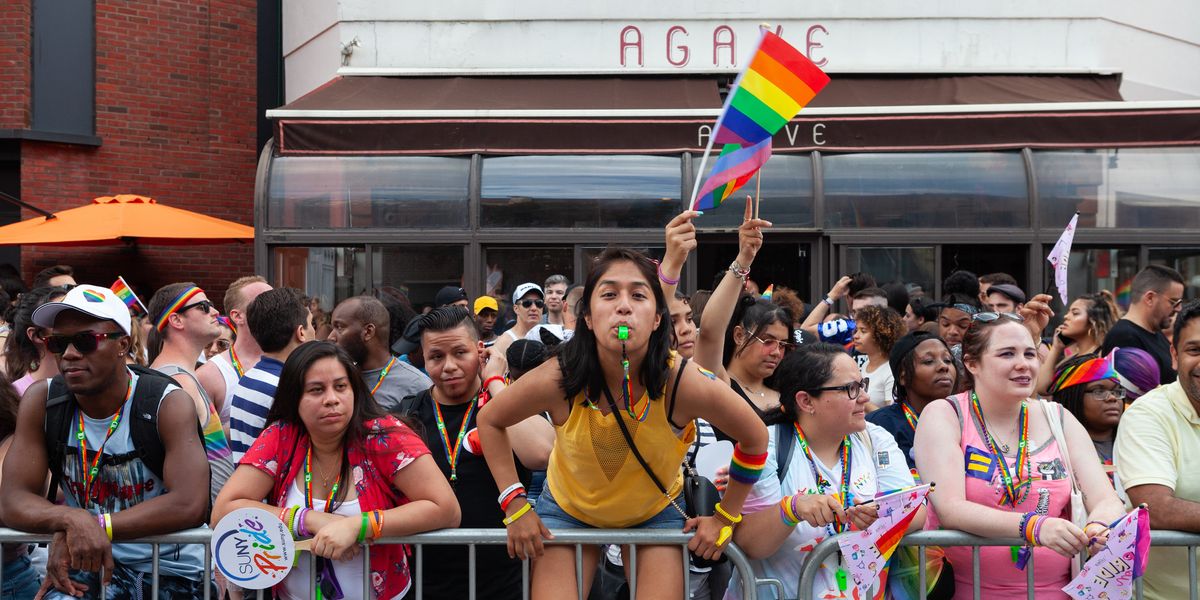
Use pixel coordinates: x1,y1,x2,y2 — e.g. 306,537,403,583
181,300,215,314
972,311,1024,324
519,299,545,309
40,331,125,355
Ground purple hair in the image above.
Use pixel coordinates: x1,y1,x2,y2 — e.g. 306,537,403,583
1111,346,1160,400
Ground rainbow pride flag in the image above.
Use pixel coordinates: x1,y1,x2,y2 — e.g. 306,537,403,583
691,30,830,211
110,276,147,317
1115,278,1133,311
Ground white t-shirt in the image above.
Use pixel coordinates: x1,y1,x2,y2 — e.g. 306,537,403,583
862,361,895,407
279,482,380,600
724,423,914,600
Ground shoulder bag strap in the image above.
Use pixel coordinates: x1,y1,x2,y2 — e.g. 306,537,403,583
1040,399,1080,494
603,387,690,518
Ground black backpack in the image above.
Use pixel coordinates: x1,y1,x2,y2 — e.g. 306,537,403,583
43,364,209,513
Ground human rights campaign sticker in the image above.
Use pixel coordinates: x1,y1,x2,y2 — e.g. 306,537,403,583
964,445,996,481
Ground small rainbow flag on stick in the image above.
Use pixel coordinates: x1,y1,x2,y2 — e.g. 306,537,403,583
690,30,830,212
110,276,147,317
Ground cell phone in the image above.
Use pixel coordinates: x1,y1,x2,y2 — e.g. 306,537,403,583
1057,332,1075,345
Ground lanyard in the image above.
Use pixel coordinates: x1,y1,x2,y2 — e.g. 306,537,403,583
793,423,852,533
229,346,244,378
901,403,919,432
303,445,342,512
370,357,397,397
432,392,480,482
76,375,133,504
969,392,1030,507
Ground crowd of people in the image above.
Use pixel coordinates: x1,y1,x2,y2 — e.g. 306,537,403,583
0,202,1196,599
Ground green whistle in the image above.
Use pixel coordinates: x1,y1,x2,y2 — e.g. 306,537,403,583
617,325,629,340
835,566,848,591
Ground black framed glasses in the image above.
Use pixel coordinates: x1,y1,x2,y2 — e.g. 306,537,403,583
518,299,545,309
972,311,1024,324
181,300,215,314
814,378,869,400
751,334,796,352
40,332,125,355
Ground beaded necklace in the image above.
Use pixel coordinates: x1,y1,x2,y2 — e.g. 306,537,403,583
75,376,133,504
303,445,342,512
969,391,1031,507
370,356,397,396
432,391,479,483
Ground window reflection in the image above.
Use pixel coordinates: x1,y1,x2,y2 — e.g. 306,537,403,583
1036,148,1200,229
268,156,470,229
272,247,366,310
1043,247,1139,313
373,246,465,310
843,247,936,301
481,155,680,228
1149,248,1200,302
691,154,814,228
824,152,1029,228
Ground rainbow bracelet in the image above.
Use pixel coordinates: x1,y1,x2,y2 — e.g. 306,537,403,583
779,496,801,527
728,444,768,485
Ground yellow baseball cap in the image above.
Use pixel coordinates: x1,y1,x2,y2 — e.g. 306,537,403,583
474,296,499,314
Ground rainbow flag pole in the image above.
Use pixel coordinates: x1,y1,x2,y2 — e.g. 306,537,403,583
110,276,148,317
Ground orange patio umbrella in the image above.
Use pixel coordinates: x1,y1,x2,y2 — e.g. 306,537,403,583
0,194,254,246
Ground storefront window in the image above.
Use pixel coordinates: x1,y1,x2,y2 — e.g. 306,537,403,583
481,156,680,228
373,245,465,310
1035,148,1200,229
690,154,814,228
823,152,1029,228
272,247,366,312
1149,248,1200,301
1043,246,1139,313
843,247,936,301
268,156,470,229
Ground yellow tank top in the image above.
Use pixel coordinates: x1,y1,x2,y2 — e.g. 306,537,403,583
545,367,696,528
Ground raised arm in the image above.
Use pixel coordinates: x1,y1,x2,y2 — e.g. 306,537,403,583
481,351,554,469
695,197,771,381
657,210,700,300
800,276,852,334
1035,333,1067,396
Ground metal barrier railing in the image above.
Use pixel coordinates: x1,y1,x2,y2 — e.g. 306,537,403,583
795,529,1200,600
0,527,759,600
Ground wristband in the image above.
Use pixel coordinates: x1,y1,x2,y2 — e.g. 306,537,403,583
1018,512,1035,541
279,506,291,526
714,502,743,525
822,296,835,307
729,444,768,485
1032,517,1046,546
97,513,106,531
500,492,527,513
503,502,533,526
103,513,113,541
1085,520,1109,532
728,261,750,281
295,508,310,538
497,483,526,506
370,510,383,540
779,496,801,527
482,375,506,392
657,263,680,286
716,525,733,547
357,512,369,543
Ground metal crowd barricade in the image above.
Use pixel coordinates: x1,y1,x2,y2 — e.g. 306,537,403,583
796,529,1200,600
0,527,760,600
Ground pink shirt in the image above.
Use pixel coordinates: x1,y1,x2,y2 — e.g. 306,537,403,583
927,392,1072,599
12,373,37,396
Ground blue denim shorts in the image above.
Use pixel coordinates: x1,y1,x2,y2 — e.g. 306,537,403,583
536,484,686,530
2,552,42,600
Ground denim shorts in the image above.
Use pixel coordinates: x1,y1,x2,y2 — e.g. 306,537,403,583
2,552,42,600
42,563,215,600
536,484,686,530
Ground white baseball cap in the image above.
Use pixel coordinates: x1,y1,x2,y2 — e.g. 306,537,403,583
33,284,132,335
512,283,544,305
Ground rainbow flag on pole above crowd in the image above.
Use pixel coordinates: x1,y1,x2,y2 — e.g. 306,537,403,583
110,276,147,317
836,484,932,599
690,30,830,212
1062,506,1151,600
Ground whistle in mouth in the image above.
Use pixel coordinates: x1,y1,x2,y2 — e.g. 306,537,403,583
617,325,629,340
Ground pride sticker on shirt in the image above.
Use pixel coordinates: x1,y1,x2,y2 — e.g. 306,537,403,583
964,445,996,481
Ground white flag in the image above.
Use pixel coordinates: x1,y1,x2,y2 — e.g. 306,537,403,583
1047,213,1079,304
1061,506,1151,600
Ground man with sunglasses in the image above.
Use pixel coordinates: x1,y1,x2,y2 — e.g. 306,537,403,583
492,282,544,359
0,285,211,598
1103,265,1186,385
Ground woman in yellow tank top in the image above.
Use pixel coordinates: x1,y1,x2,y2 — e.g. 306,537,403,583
478,240,770,600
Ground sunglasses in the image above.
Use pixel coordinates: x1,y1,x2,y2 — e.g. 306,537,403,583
751,334,796,352
181,300,215,314
40,331,125,355
972,311,1024,324
518,299,545,309
210,339,233,351
814,378,869,400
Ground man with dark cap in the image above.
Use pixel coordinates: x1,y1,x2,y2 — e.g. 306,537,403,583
434,285,469,309
328,295,431,410
984,283,1026,314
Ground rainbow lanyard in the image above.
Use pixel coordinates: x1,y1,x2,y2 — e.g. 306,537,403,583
620,344,649,422
303,445,342,513
229,346,245,378
75,376,133,504
432,393,479,482
901,403,920,432
370,357,397,397
969,392,1030,507
794,423,852,533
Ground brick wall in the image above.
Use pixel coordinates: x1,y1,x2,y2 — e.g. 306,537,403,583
17,0,259,310
0,1,30,129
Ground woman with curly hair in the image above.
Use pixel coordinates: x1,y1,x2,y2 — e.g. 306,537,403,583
1036,291,1119,395
852,305,906,409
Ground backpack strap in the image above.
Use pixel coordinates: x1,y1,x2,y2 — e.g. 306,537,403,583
125,365,176,481
666,357,689,430
43,377,75,503
774,421,795,484
396,390,427,418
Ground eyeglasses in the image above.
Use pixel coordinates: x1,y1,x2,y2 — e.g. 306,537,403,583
972,311,1025,324
518,299,545,309
210,339,233,351
181,300,215,314
1085,387,1127,401
814,378,869,400
40,331,125,355
751,334,796,352
1168,297,1184,309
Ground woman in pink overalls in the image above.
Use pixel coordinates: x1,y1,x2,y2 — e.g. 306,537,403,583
914,313,1126,599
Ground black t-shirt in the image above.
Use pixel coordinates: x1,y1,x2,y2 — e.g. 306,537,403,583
406,388,530,600
866,403,917,469
1102,319,1176,385
713,380,790,442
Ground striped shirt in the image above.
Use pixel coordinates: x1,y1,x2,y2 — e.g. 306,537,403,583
228,356,284,463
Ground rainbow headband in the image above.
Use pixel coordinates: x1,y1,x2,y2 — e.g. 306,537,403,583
1049,355,1119,394
155,286,204,331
